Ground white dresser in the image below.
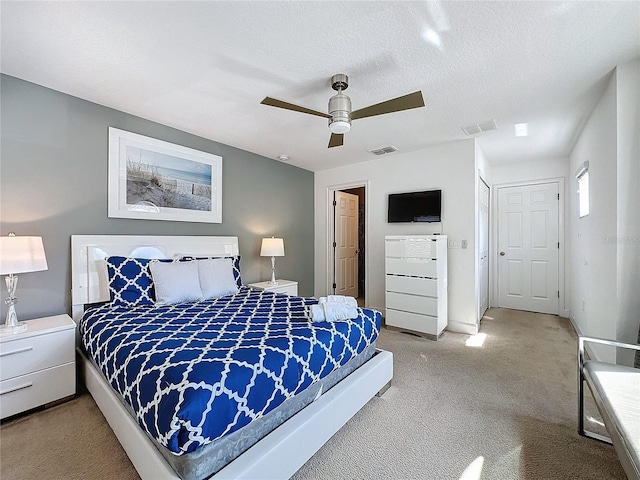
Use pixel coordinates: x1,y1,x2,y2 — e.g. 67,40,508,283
385,235,448,340
0,314,76,419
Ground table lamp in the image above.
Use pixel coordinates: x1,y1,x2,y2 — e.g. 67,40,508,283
0,233,48,334
260,237,285,285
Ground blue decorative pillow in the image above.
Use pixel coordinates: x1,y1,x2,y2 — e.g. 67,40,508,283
181,255,242,288
106,256,166,308
229,256,242,287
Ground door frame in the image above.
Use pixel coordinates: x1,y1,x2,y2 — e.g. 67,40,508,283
491,177,566,316
326,180,370,305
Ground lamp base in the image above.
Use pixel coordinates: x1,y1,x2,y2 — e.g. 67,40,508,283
0,322,27,335
0,322,27,336
269,256,278,285
2,291,27,335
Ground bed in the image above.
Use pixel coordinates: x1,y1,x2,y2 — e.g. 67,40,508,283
71,235,393,480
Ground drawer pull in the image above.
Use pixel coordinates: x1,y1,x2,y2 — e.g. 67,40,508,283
1,382,33,395
0,346,33,357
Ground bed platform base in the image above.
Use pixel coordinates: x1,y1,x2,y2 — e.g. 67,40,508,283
79,347,393,480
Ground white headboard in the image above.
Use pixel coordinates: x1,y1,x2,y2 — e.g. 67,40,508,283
71,235,239,321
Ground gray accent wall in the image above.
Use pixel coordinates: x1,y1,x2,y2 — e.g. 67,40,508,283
0,74,314,321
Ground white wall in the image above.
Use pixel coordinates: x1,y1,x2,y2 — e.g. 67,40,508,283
569,68,620,364
569,59,640,366
490,157,570,316
614,58,640,365
476,143,492,185
314,139,479,334
491,157,569,186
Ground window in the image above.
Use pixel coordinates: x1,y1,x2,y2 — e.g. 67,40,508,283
576,162,589,218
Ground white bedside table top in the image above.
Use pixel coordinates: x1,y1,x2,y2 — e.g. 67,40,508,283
0,314,75,343
248,280,298,289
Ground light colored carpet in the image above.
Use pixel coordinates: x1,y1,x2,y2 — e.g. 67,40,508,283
0,308,625,479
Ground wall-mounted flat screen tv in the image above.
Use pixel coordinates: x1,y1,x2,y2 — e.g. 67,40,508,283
388,189,442,223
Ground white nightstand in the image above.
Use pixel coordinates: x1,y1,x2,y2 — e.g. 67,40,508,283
0,314,76,419
248,280,298,296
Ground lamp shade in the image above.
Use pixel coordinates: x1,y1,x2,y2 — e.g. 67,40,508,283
0,236,48,275
260,237,285,257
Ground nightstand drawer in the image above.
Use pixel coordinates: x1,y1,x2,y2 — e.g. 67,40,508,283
0,362,75,419
248,280,298,296
268,284,298,296
0,328,75,381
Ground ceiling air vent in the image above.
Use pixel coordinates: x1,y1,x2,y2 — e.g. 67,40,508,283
369,145,398,156
462,119,498,136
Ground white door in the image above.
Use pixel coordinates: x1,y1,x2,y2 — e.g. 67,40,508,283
497,182,559,315
478,178,490,319
334,191,359,297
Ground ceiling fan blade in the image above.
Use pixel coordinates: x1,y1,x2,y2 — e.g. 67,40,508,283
261,97,331,119
328,133,344,148
351,91,425,121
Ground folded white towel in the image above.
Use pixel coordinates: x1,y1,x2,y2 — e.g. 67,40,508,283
309,304,326,322
322,302,359,322
318,295,358,308
308,302,359,323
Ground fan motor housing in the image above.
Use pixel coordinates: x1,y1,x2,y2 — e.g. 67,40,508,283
328,92,352,132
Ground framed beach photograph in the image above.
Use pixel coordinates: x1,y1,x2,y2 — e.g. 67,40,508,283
108,127,222,223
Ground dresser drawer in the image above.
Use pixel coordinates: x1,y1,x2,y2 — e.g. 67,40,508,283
386,308,439,334
0,362,75,419
385,257,437,278
386,291,438,316
0,328,75,381
386,275,437,297
385,238,436,258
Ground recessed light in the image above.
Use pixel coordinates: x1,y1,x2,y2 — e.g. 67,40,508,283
515,123,528,137
277,155,289,162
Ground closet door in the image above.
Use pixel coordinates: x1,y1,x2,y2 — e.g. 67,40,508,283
478,178,490,319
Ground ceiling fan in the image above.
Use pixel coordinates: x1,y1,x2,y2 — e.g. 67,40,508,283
261,74,425,148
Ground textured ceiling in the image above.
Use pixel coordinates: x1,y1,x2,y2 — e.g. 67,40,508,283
1,1,639,172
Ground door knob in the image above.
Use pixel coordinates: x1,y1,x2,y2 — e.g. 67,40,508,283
499,251,506,256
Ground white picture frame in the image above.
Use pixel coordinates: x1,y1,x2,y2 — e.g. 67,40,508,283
108,127,222,223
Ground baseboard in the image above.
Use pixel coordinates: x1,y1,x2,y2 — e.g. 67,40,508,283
446,321,478,335
568,312,583,336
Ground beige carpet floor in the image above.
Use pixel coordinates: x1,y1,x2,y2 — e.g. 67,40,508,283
0,308,625,479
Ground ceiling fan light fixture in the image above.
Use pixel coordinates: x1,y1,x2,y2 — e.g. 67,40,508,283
329,120,351,134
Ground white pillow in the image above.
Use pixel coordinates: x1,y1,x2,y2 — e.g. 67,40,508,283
198,258,239,299
149,260,203,305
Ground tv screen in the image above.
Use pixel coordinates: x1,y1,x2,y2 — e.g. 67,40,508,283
388,190,441,223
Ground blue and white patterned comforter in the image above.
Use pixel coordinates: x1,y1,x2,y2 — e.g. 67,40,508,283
80,287,381,455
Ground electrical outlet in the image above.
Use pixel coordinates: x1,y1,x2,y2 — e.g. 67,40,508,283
461,240,467,249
